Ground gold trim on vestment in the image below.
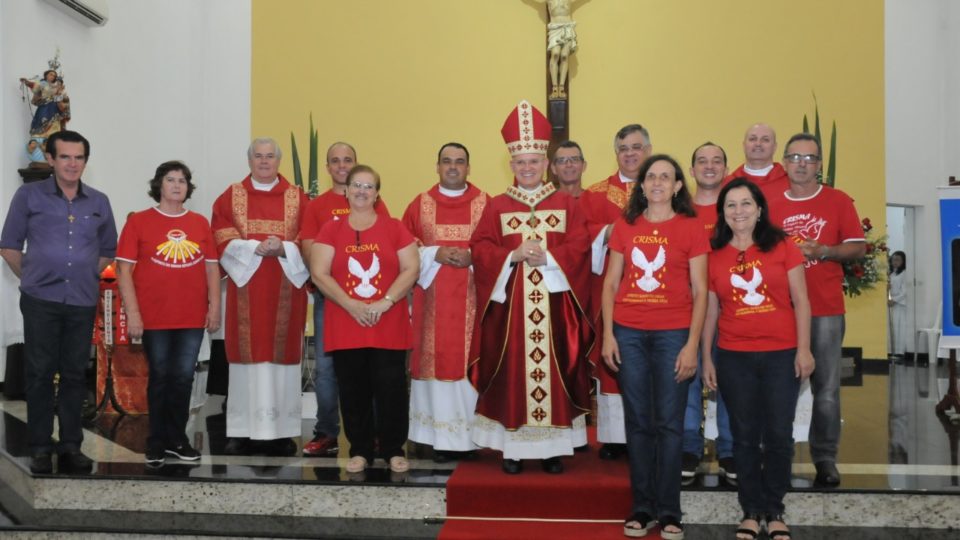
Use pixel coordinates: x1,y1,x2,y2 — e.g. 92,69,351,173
274,278,292,363
499,207,568,425
237,285,252,363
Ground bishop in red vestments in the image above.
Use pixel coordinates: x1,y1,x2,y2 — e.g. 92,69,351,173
468,101,593,474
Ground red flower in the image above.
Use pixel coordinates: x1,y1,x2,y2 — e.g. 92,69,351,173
861,217,873,232
853,265,865,278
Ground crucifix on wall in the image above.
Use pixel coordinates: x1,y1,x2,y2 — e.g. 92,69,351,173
532,1,584,150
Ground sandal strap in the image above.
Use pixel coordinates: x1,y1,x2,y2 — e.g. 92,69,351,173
624,511,655,528
735,528,759,539
659,515,683,529
765,512,786,523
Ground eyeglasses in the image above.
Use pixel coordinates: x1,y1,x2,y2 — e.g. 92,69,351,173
553,156,584,165
617,143,647,154
350,182,377,191
735,250,746,275
784,153,821,164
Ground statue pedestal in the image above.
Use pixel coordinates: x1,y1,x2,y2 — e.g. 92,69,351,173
548,98,567,133
18,164,52,183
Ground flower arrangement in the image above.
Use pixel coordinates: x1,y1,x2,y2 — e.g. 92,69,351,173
842,217,888,297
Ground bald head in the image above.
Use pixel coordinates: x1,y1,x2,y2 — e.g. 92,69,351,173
326,142,357,187
742,123,777,168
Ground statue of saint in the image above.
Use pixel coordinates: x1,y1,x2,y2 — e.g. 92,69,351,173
19,53,71,163
539,0,580,99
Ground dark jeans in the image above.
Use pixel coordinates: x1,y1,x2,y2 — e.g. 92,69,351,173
20,292,96,455
142,328,204,450
716,347,800,516
613,323,691,521
332,348,408,462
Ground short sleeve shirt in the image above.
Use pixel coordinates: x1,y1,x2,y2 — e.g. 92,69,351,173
608,214,710,330
708,241,805,351
116,208,217,329
316,216,414,352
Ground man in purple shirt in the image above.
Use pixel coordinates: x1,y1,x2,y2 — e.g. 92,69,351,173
0,130,117,474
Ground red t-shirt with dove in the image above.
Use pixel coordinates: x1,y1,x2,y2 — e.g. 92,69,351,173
608,214,710,330
315,215,415,352
708,241,805,351
768,185,864,316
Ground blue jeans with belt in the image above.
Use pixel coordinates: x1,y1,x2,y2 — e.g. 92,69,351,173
142,328,204,450
20,292,96,455
614,323,691,521
716,347,799,515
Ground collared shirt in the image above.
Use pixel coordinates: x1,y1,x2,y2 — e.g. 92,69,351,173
0,177,117,306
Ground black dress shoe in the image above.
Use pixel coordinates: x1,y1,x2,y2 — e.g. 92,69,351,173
573,444,589,453
29,453,53,474
501,458,523,474
58,450,93,472
267,438,297,457
599,443,626,460
223,437,249,455
541,457,563,474
814,461,841,486
432,450,453,463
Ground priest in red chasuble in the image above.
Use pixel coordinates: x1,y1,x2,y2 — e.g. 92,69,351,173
579,123,652,460
403,142,490,462
211,138,310,456
469,100,593,474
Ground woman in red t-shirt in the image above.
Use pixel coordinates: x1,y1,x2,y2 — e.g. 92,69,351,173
309,165,419,475
601,155,708,540
701,178,813,540
116,161,221,466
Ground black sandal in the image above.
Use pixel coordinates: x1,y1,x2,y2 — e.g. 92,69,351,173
736,512,763,539
623,511,655,538
765,513,792,539
658,515,684,540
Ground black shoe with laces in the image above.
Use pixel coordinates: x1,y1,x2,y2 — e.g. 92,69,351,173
29,453,53,474
166,443,201,461
58,450,93,472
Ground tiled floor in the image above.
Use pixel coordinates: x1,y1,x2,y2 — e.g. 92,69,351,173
0,357,958,537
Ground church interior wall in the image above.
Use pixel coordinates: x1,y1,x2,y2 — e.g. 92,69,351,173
0,0,252,375
252,0,888,357
2,0,958,371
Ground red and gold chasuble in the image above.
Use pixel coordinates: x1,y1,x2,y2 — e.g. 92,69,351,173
211,176,309,365
469,183,593,430
581,172,636,393
403,184,489,381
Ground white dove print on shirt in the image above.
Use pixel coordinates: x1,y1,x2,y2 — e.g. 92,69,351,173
631,246,666,292
348,253,380,298
731,267,765,306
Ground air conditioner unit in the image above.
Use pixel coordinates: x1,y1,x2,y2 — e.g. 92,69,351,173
42,0,109,27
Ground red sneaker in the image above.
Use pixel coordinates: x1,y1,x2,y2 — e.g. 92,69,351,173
303,435,339,457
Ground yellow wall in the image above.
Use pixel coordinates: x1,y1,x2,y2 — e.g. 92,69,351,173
252,0,887,357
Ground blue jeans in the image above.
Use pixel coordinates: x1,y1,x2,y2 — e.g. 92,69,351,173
312,292,340,438
20,292,96,455
809,315,844,463
614,323,691,521
716,347,799,516
683,341,733,459
142,328,204,450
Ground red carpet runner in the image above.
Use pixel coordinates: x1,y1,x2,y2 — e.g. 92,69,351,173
440,434,670,539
